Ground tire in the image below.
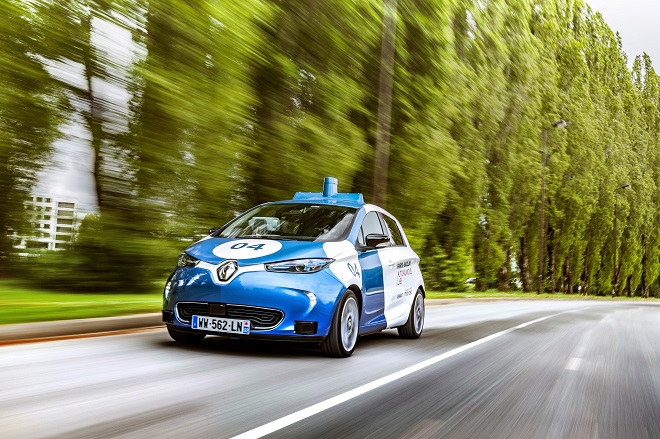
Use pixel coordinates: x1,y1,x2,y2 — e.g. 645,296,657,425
397,289,424,339
321,290,360,358
167,326,206,343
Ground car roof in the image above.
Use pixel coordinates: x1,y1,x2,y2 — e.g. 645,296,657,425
272,192,365,209
270,197,364,209
269,195,400,217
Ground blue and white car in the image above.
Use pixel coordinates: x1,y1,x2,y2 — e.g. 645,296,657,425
162,177,425,357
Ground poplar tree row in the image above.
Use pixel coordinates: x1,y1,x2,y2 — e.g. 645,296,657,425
2,0,659,296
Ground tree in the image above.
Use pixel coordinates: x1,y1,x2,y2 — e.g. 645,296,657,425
244,0,378,206
0,1,63,275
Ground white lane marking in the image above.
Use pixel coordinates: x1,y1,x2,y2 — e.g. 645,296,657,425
231,310,577,439
565,357,582,371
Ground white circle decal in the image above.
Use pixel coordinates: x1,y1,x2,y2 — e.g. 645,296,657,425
212,240,283,260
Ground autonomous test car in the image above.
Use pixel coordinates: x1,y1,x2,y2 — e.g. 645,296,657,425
162,177,425,357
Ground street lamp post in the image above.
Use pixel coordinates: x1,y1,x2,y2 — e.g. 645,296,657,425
612,183,632,297
538,119,567,295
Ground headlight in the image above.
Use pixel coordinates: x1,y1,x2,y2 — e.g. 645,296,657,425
265,258,333,273
178,253,200,267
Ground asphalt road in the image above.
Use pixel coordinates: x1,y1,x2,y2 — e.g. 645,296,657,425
2,300,660,439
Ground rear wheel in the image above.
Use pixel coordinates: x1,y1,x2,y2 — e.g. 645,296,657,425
321,290,359,358
167,326,206,343
397,289,424,339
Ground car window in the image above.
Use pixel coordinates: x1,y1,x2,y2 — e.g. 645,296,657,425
218,204,357,242
382,215,405,246
357,211,384,247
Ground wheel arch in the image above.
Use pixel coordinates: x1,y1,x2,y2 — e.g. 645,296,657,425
346,284,363,314
320,284,362,336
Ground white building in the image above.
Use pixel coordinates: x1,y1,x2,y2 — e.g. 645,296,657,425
13,196,84,252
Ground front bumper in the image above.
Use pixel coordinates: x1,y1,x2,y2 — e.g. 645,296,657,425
163,322,325,343
163,265,345,339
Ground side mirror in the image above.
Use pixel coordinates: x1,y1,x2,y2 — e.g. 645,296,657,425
365,233,390,249
209,227,221,236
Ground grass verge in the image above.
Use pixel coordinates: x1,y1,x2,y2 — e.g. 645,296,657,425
1,281,658,326
425,289,660,300
0,281,162,325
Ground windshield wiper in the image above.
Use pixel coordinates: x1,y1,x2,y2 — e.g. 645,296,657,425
237,235,296,241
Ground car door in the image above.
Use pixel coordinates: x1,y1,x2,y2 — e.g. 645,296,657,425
380,213,418,327
356,211,387,332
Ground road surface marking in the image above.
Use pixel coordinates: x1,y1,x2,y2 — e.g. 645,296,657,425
231,310,579,439
565,357,582,371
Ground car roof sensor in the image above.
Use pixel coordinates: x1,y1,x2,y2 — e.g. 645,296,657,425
293,177,364,204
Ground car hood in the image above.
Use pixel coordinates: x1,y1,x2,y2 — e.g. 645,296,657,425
185,237,348,265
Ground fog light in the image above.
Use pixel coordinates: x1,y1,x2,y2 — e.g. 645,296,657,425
294,321,318,335
162,310,174,323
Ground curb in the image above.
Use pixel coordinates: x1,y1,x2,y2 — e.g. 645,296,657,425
0,313,163,345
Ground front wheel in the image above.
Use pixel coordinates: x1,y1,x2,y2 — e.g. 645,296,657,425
397,289,424,339
167,326,206,343
321,290,359,358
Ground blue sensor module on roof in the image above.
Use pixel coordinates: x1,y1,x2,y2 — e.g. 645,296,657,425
292,177,364,204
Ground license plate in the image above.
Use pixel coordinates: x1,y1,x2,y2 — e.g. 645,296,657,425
191,315,250,335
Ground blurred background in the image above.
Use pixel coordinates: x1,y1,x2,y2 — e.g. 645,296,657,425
1,0,660,297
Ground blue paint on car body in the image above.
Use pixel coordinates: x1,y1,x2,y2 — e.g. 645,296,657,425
162,177,425,356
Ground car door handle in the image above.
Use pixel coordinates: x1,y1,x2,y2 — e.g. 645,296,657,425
388,260,395,269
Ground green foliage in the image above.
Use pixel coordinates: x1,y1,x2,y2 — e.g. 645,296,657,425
0,0,64,273
2,0,660,298
23,214,183,292
422,244,470,292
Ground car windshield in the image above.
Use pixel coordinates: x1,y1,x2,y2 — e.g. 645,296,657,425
218,203,357,242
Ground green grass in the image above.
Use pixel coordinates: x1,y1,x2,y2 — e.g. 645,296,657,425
425,289,660,301
2,280,658,326
425,290,569,299
0,281,162,325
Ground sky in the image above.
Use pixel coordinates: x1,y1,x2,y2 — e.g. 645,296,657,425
35,19,133,213
586,0,660,68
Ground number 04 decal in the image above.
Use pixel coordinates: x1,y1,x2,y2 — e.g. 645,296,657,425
231,242,265,251
347,262,361,278
213,239,282,260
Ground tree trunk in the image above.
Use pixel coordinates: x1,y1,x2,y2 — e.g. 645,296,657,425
519,234,532,292
372,0,398,207
562,257,573,294
642,234,648,298
498,246,510,291
81,14,106,215
546,226,555,293
580,248,590,296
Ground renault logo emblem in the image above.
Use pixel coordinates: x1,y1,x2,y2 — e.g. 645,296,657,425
217,260,238,281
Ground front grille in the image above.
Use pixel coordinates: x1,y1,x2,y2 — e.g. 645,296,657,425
176,302,284,330
226,305,284,330
176,303,209,322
